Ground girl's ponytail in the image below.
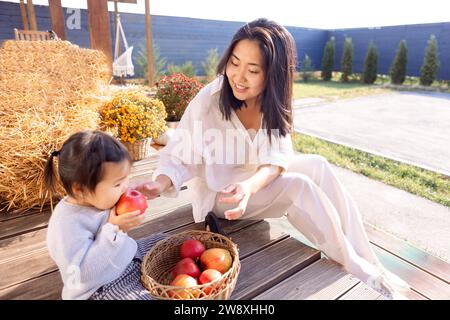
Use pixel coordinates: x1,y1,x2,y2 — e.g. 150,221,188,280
44,150,60,194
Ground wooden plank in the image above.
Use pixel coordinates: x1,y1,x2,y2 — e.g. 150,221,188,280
254,258,359,300
86,0,112,76
167,219,291,259
0,180,190,242
145,0,154,86
339,282,385,300
26,0,37,30
373,245,450,300
19,0,29,30
366,223,450,284
48,0,66,40
0,271,63,300
0,219,289,300
231,237,321,300
129,204,193,239
339,281,428,300
0,204,193,292
0,211,52,242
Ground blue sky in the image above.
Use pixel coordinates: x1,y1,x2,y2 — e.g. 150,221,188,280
2,0,449,29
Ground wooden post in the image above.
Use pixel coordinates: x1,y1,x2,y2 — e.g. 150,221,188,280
145,0,154,86
19,0,29,30
26,0,38,31
48,0,66,40
87,0,113,77
114,0,120,57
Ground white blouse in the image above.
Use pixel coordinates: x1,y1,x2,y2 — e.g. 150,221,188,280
153,76,294,222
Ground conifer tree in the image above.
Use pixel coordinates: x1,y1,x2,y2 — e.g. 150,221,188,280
363,42,378,84
300,54,314,82
389,40,408,85
340,37,353,82
420,34,440,86
321,37,335,81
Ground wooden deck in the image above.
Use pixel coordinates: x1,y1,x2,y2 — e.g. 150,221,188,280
1,154,449,300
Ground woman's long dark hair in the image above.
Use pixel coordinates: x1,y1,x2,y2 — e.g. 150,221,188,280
217,18,297,140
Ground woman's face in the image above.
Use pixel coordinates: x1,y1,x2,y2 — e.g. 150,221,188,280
225,39,265,106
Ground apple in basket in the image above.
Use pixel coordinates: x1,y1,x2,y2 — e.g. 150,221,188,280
179,239,205,260
115,189,148,215
199,269,222,295
200,248,232,274
169,274,200,299
172,257,201,279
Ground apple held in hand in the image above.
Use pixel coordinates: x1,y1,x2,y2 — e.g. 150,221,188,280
172,257,201,279
116,189,148,215
180,239,205,260
200,248,232,274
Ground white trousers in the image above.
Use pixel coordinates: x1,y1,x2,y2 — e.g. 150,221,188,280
213,154,383,283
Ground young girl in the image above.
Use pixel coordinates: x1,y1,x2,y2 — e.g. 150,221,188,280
45,130,166,300
137,18,411,299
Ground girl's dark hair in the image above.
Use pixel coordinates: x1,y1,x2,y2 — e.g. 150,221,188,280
44,131,132,198
217,18,297,140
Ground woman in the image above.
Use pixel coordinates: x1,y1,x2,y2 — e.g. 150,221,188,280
137,18,410,299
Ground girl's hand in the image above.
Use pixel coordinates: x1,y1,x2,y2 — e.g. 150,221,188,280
108,207,145,233
218,182,253,220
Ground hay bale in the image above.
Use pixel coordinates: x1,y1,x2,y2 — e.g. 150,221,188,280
0,40,112,213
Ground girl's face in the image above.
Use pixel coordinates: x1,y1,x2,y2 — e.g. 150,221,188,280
226,39,265,107
81,160,131,210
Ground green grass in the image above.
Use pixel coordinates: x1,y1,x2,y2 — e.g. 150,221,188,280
293,72,450,101
292,132,450,208
293,80,390,100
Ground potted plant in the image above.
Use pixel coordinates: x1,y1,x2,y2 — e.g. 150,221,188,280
155,73,204,126
100,91,167,160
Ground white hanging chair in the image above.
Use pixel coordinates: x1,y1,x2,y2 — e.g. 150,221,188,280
113,14,134,77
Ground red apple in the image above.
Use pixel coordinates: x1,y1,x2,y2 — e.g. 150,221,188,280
179,239,205,260
199,269,222,295
168,274,200,299
172,257,201,279
115,188,148,215
200,248,232,274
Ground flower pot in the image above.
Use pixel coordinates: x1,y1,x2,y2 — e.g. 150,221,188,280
166,121,180,129
153,127,176,146
121,137,153,161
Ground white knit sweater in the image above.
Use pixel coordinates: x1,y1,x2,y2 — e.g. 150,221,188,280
46,197,137,300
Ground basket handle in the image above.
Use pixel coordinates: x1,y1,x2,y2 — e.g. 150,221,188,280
204,211,229,237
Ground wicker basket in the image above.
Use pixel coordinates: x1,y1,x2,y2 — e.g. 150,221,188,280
121,137,153,161
141,230,240,300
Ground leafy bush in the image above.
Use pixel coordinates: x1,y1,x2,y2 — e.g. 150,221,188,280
155,73,203,121
100,91,167,143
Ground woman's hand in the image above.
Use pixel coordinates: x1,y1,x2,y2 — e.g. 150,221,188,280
135,181,165,200
218,182,253,220
108,207,145,233
134,175,173,200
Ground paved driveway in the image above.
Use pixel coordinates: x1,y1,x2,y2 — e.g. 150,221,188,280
294,91,450,176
